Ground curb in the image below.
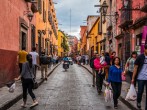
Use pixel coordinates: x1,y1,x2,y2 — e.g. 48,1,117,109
81,64,138,110
0,63,60,110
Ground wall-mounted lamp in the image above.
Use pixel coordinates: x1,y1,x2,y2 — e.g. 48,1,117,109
23,11,34,22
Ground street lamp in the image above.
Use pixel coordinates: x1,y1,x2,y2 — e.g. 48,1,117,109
101,1,108,16
95,1,119,23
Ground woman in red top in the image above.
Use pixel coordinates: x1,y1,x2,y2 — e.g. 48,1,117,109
94,54,105,94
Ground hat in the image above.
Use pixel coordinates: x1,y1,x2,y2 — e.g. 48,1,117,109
94,51,97,54
144,44,147,49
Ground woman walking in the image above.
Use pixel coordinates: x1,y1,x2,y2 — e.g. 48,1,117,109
107,57,122,109
94,53,106,94
15,54,38,108
124,51,137,86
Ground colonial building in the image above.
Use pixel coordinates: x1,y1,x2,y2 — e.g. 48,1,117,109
80,26,87,55
36,0,58,56
0,0,38,86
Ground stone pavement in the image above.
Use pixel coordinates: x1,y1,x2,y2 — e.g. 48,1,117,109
0,63,60,110
81,64,146,110
8,64,130,110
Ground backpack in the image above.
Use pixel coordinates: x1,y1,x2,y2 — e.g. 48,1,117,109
90,57,95,68
40,55,50,64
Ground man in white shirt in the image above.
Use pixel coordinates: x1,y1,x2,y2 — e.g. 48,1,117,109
29,47,39,79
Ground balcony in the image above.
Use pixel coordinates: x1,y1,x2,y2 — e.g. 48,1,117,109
140,0,147,13
25,0,31,2
130,16,147,30
119,10,133,29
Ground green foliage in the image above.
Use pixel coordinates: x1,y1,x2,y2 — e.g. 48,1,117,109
61,36,69,52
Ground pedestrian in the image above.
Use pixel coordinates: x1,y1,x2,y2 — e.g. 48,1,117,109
105,52,111,80
107,57,122,109
94,53,105,94
85,54,89,65
110,51,116,65
48,54,52,69
132,44,147,110
90,51,97,87
82,55,86,65
40,52,50,81
123,51,137,86
15,54,38,108
18,47,28,74
29,47,39,79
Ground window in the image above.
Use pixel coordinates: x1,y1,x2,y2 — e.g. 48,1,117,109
43,1,46,22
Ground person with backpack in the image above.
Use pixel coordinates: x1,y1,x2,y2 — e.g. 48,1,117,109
123,51,137,86
40,52,50,81
132,45,147,110
90,51,97,87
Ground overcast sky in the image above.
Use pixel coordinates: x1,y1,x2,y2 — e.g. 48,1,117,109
54,0,100,39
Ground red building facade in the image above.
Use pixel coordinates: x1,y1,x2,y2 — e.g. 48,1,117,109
0,0,37,86
115,0,147,66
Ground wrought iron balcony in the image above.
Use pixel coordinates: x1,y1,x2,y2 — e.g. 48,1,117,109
140,0,147,13
119,10,133,29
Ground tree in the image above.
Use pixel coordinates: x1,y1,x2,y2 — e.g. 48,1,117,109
61,36,69,52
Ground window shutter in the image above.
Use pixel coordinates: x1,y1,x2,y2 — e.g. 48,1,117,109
38,0,42,14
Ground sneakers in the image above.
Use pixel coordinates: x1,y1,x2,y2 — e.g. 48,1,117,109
114,105,118,109
137,102,141,109
30,101,38,108
21,103,26,108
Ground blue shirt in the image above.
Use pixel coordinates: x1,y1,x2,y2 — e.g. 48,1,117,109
108,65,122,83
63,57,68,61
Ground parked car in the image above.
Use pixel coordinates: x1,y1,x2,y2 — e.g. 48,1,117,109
68,57,73,65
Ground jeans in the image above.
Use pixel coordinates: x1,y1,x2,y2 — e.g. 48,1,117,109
137,80,147,109
19,63,22,74
111,82,122,106
22,79,36,102
92,69,96,86
96,71,104,92
128,71,137,87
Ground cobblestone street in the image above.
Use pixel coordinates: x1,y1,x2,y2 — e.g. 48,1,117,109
8,64,130,110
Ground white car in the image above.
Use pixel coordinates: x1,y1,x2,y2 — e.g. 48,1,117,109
68,57,73,65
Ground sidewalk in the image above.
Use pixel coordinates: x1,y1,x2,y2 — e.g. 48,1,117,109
81,64,146,110
0,63,60,110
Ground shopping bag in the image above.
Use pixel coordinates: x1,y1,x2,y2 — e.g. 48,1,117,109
104,87,112,102
125,84,137,101
8,82,16,93
121,74,126,81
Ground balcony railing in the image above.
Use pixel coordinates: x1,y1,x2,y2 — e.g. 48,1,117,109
119,10,133,29
120,11,131,23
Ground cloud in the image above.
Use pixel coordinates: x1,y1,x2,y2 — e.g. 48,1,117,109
54,0,100,39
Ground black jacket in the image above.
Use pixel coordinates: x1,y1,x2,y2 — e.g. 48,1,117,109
135,54,145,75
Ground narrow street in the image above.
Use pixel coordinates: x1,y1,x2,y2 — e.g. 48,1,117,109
8,64,130,110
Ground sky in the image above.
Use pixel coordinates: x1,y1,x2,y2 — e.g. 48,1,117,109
54,0,100,39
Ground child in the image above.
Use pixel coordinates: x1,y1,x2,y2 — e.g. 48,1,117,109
99,51,107,74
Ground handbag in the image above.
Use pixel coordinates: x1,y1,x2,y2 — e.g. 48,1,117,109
27,64,38,89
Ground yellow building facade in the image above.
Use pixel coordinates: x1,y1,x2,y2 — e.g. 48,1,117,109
58,30,64,57
36,0,58,56
88,17,102,55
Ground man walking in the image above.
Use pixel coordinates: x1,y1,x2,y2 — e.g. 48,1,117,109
90,51,97,87
40,52,50,81
18,47,28,74
132,44,147,110
29,47,39,79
